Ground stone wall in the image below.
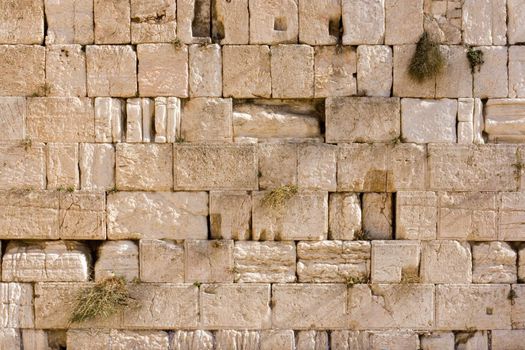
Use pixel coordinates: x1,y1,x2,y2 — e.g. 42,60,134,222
0,0,524,349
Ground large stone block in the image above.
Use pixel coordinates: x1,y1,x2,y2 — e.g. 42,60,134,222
473,46,508,98
0,142,46,190
328,193,361,240
59,192,106,240
68,330,169,350
0,0,43,44
343,0,385,45
299,0,341,45
0,283,34,328
45,45,87,97
314,46,356,97
271,45,314,98
0,97,25,141
297,144,337,191
210,191,251,240
249,0,298,44
185,240,234,283
257,144,297,189
94,97,125,143
181,98,232,142
130,0,177,43
296,331,329,350
362,193,393,240
154,97,181,143
79,143,115,191
512,284,525,328
94,0,130,44
463,0,506,45
357,45,392,97
170,330,214,350
189,44,222,97
401,98,457,143
420,241,472,283
212,0,249,44
371,241,420,283
385,0,424,44
94,240,139,282
420,332,455,350
500,192,525,241
485,99,525,142
139,239,184,283
396,191,437,240
492,330,525,350
214,330,294,350
0,45,45,96
45,0,93,44
435,46,473,98
46,143,79,190
472,242,517,283
393,45,435,98
0,329,20,350
509,47,525,98
508,0,525,44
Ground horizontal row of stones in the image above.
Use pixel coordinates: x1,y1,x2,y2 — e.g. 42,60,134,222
0,238,523,285
2,0,524,46
2,44,525,99
1,281,524,330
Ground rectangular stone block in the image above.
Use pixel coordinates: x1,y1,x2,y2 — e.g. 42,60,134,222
59,192,106,240
314,46,356,97
500,192,525,240
94,97,124,142
212,0,249,44
0,142,46,190
296,331,329,349
0,0,43,44
45,45,86,97
420,240,472,283
94,0,130,44
154,97,181,142
401,98,457,143
249,0,299,44
170,330,214,350
463,0,506,45
510,47,525,98
393,45,435,98
68,330,169,350
44,0,93,44
371,241,420,283
435,46,473,98
0,45,45,96
46,143,79,190
420,332,455,350
362,193,393,240
176,0,212,44
185,240,233,283
473,242,517,283
343,0,385,45
140,239,184,283
396,191,437,240
492,330,525,350
357,45,393,97
22,329,49,350
512,285,525,328
0,329,20,349
328,193,362,240
0,283,34,328
257,143,297,189
189,44,222,97
79,143,115,191
299,0,341,45
0,97,25,141
181,97,232,142
95,240,139,282
130,0,177,43
508,0,525,44
485,99,525,141
297,144,337,191
271,45,314,99
210,191,251,240
385,0,424,44
473,46,508,98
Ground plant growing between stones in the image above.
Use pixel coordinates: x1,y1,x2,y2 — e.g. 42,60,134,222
261,184,298,209
408,32,445,82
466,47,484,73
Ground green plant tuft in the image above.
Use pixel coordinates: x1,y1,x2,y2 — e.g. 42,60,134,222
408,32,445,82
467,47,484,73
261,185,298,209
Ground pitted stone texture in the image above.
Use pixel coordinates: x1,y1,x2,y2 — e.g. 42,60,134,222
435,46,473,98
94,0,130,44
272,284,347,329
86,45,137,97
189,44,222,97
234,241,296,283
369,332,420,350
60,192,106,240
108,192,208,240
297,144,336,191
0,45,45,96
0,283,34,328
401,99,457,143
176,0,212,44
185,240,234,283
68,330,169,350
154,97,181,143
455,332,489,350
314,46,356,97
171,330,214,350
492,330,525,350
130,0,177,43
252,191,328,241
396,191,437,240
138,44,188,97
0,329,20,350
509,0,525,44
299,0,341,45
357,46,392,97
343,0,385,45
46,143,79,190
500,192,525,241
249,0,299,44
139,239,184,283
473,47,508,98
0,97,26,141
257,144,297,189
0,142,46,190
393,45,435,98
296,330,329,350
2,241,90,282
22,329,49,350
0,0,43,44
213,0,249,45
472,242,517,283
421,241,472,283
326,97,400,143
348,284,434,330
436,285,511,330
420,332,455,350
200,284,271,329
116,144,172,191
462,0,506,45
371,241,420,283
330,330,370,349
385,0,424,44
510,48,525,98
338,143,426,192
181,98,232,142
210,191,251,240
223,45,271,98
512,285,525,328
45,0,93,44
429,145,518,191
297,241,370,283
94,240,139,282
174,144,257,190
271,45,314,99
94,97,125,143
485,99,525,142
329,193,361,240
46,45,86,97
362,193,393,240
423,1,462,45
79,143,115,191
214,330,294,350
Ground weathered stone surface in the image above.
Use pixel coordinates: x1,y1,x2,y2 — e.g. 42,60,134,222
423,0,462,45
512,285,525,328
0,142,46,190
357,45,392,97
296,330,329,350
299,0,340,45
200,284,271,329
213,0,249,44
79,143,115,191
463,0,506,45
509,47,525,98
0,329,20,349
46,143,78,189
385,0,424,44
435,46,473,98
108,192,208,240
94,0,130,44
45,0,93,44
272,284,347,329
0,97,25,141
2,241,90,282
125,98,153,142
22,329,49,350
185,240,233,283
139,239,184,283
0,283,34,328
257,144,297,189
420,332,455,350
297,144,336,191
500,192,525,241
86,45,137,97
371,241,420,283
396,191,437,240
509,0,525,44
369,332,420,350
94,97,125,142
297,241,370,283
314,46,356,97
212,330,294,350
436,285,511,330
485,99,525,141
94,240,139,282
329,193,361,240
472,242,517,283
401,99,457,143
234,241,296,283
362,193,393,240
473,46,508,98
348,284,434,330
154,97,181,142
171,330,214,350
181,98,232,142
249,0,298,44
189,44,222,97
59,192,106,240
46,45,86,97
0,45,45,96
0,0,43,44
492,330,525,350
252,191,328,241
343,0,385,45
138,44,188,97
520,248,525,281
174,144,257,190
210,191,251,240
176,0,212,43
456,332,489,350
326,97,400,143
330,330,370,349
272,45,314,99
421,241,472,283
130,0,177,43
68,330,169,350
393,45,435,98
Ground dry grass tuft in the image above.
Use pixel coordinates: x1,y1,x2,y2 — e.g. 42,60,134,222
467,47,484,73
261,185,298,209
408,32,445,82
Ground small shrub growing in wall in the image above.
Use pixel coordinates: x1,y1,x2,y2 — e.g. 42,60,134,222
408,32,445,82
261,184,298,209
466,47,484,73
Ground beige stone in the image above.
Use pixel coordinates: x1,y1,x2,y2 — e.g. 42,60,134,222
108,191,208,240
79,143,115,191
473,47,508,98
369,332,420,350
0,45,45,96
492,330,525,350
297,144,336,191
299,0,341,45
181,98,232,142
421,241,472,283
486,99,525,141
210,191,251,240
357,45,392,97
420,332,455,350
46,143,79,190
329,193,361,240
330,330,370,349
393,45,435,98
363,193,392,240
125,98,154,142
185,240,233,283
249,0,299,44
385,0,424,44
456,332,489,350
510,47,525,98
94,97,125,142
509,0,525,44
139,239,184,283
46,45,86,97
94,0,130,44
463,0,506,45
371,241,420,283
396,191,437,240
271,45,314,98
189,44,222,97
257,144,297,189
177,0,212,44
59,192,106,240
520,248,525,281
314,46,356,97
500,192,525,241
435,46,473,98
171,330,214,350
0,329,20,350
326,97,400,143
0,142,46,190
472,242,517,283
261,331,295,350
116,143,172,191
272,284,347,329
296,331,329,350
0,97,26,141
130,0,177,43
0,283,34,328
234,241,296,283
214,330,259,350
86,45,137,97
343,0,385,45
45,0,93,44
154,97,181,142
22,329,49,350
95,240,139,282
0,0,43,44
212,0,249,44
401,98,457,143
512,285,525,328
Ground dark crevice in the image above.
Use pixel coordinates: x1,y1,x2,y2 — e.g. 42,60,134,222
192,0,212,38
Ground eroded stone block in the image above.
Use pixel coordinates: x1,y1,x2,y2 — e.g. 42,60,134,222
463,0,506,45
79,143,115,191
401,98,457,143
94,97,124,143
343,0,385,45
362,193,393,240
171,330,214,350
500,192,525,241
420,332,455,350
508,0,525,44
371,241,420,283
189,44,222,97
472,242,517,283
272,45,314,98
59,192,106,240
249,0,299,44
492,330,525,350
94,0,131,44
212,0,249,44
510,47,525,98
94,240,138,282
473,46,508,98
396,191,437,240
46,45,87,97
297,144,336,191
299,0,341,45
0,97,25,141
181,98,232,142
370,332,420,350
314,46,356,97
45,0,93,44
393,45,435,98
435,46,472,98
0,283,34,328
0,329,20,350
130,0,177,43
185,240,233,283
296,331,329,350
177,0,212,43
329,193,361,240
46,143,79,190
0,45,45,96
0,142,46,190
0,0,43,44
420,240,472,283
210,191,251,240
385,0,424,44
357,45,392,97
139,239,184,283
257,144,297,189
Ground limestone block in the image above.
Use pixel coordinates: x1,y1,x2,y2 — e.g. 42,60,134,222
45,0,93,44
60,192,105,240
520,248,525,281
138,44,188,97
46,45,87,96
249,0,299,44
22,329,49,350
154,97,181,142
423,1,462,45
428,144,518,191
212,0,249,44
130,0,177,43
395,191,437,240
200,284,271,329
139,239,184,283
512,285,525,328
401,98,457,143
0,329,20,349
500,192,525,241
181,98,232,142
458,122,474,144
420,332,455,350
94,0,130,44
473,46,508,98
369,332,420,350
272,284,347,329
486,99,525,142
174,144,257,190
46,143,79,190
0,0,43,44
252,191,328,241
261,331,295,350
338,143,426,192
371,241,420,283
363,193,393,240
455,332,488,350
271,45,314,98
357,45,392,97
0,45,45,96
348,284,434,329
299,0,341,45
328,193,361,240
108,192,208,240
435,46,473,98
234,241,296,283
343,0,385,45
509,47,525,98
70,330,169,349
297,241,370,283
257,144,297,189
214,330,259,350
79,143,115,191
492,330,525,350
116,143,172,191
472,242,517,283
189,44,222,97
436,285,511,330
94,97,124,143
296,331,329,350
210,191,251,240
94,240,139,282
438,192,498,240
393,45,435,98
0,142,46,190
86,45,137,97
297,144,336,191
2,241,90,282
326,97,400,143
177,0,212,44
223,45,271,98
458,98,474,122
509,0,525,44
420,241,472,283
0,283,34,328
0,97,25,140
314,46,356,97
171,330,214,350
185,240,233,283
463,0,506,45
385,0,424,44
330,331,370,349
125,98,152,142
